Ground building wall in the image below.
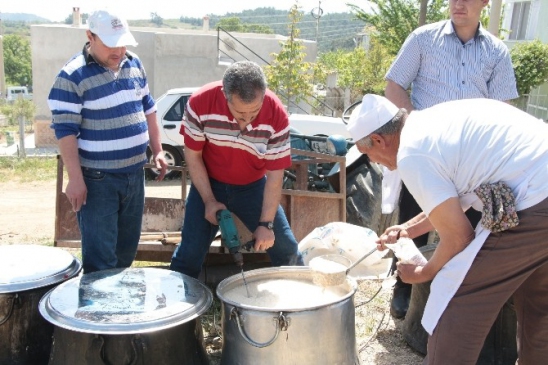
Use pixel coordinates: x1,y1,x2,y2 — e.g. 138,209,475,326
31,24,317,119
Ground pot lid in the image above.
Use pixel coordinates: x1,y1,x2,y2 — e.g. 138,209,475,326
0,245,82,294
39,267,213,334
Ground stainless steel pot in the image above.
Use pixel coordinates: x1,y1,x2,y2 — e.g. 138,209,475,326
216,267,361,365
0,245,82,365
39,267,212,365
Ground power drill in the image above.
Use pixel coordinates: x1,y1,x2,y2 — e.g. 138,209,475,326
216,209,253,267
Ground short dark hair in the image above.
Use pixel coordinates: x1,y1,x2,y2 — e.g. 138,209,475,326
222,61,267,103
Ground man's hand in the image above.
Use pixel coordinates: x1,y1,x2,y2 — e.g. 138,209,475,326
376,224,409,250
152,152,168,181
65,177,87,212
252,226,275,252
396,262,432,284
204,200,227,225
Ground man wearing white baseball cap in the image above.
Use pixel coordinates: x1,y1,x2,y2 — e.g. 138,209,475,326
87,10,138,48
347,94,548,364
48,9,167,274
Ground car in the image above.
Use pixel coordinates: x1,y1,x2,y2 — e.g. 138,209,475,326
147,87,352,179
146,87,198,179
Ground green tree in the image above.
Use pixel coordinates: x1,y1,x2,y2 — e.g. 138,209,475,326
348,0,447,56
2,34,32,87
510,40,548,96
217,17,273,34
264,4,313,107
0,98,36,129
316,36,394,100
150,12,164,26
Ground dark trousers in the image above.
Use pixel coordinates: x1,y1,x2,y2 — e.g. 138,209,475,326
425,197,548,364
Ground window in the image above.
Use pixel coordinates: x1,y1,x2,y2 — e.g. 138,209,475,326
164,95,190,121
509,1,531,40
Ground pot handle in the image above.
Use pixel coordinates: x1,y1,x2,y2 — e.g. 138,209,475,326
85,334,146,365
0,294,20,325
230,308,289,348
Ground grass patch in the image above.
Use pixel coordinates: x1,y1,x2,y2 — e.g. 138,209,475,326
0,156,57,183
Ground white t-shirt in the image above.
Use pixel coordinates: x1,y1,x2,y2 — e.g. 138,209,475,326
398,98,548,216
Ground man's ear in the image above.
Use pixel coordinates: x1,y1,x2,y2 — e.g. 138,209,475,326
370,133,385,147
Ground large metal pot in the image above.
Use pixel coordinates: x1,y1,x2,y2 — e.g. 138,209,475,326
0,245,82,365
216,267,360,365
39,267,212,365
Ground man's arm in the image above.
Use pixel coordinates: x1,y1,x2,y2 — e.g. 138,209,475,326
385,80,415,112
58,135,86,212
145,112,167,181
253,169,284,251
184,148,226,225
397,197,475,283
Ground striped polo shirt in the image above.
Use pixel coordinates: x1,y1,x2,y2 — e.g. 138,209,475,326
386,20,518,110
48,44,156,173
182,81,291,185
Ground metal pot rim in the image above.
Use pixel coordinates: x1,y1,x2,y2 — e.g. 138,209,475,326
39,267,213,335
0,245,82,294
216,266,357,312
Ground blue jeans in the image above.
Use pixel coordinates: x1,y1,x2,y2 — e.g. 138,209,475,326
170,177,304,278
77,167,145,273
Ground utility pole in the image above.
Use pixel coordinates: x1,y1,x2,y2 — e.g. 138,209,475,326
311,1,324,43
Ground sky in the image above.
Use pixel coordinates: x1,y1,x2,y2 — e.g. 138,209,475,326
0,0,365,22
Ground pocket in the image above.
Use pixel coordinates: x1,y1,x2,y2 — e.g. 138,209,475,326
82,167,106,181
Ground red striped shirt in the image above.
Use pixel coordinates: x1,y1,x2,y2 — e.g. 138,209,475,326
181,81,291,185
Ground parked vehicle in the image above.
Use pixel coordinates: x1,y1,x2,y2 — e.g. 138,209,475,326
5,86,33,102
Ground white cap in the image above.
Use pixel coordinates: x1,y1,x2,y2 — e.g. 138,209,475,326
346,94,399,141
87,10,138,48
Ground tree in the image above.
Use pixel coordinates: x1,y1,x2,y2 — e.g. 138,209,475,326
217,17,273,34
510,40,548,96
0,97,36,129
150,12,163,27
2,34,32,87
348,0,447,56
316,36,394,100
264,4,313,107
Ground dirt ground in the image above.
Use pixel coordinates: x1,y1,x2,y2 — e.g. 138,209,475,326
0,178,425,365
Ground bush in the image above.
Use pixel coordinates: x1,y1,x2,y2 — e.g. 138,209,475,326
511,40,548,96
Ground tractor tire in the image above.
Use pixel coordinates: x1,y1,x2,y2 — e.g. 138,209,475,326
345,158,399,236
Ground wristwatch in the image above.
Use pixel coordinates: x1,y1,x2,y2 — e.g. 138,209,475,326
258,221,274,230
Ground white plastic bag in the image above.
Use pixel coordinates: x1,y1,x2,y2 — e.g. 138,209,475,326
298,222,390,279
385,237,427,266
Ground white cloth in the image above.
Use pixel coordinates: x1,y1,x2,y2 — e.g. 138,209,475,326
381,167,402,214
422,224,490,335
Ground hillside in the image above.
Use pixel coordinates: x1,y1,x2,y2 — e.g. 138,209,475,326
1,7,363,52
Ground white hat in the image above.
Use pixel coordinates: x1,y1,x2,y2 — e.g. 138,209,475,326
87,10,138,48
346,94,399,141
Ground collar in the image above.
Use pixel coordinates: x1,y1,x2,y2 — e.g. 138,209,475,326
442,20,485,41
82,42,133,67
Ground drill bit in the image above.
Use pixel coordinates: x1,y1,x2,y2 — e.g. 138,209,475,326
240,266,251,298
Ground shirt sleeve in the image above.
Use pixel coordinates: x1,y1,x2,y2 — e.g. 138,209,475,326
487,46,519,102
48,71,83,140
181,98,206,151
264,95,292,171
398,154,459,216
385,32,422,89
